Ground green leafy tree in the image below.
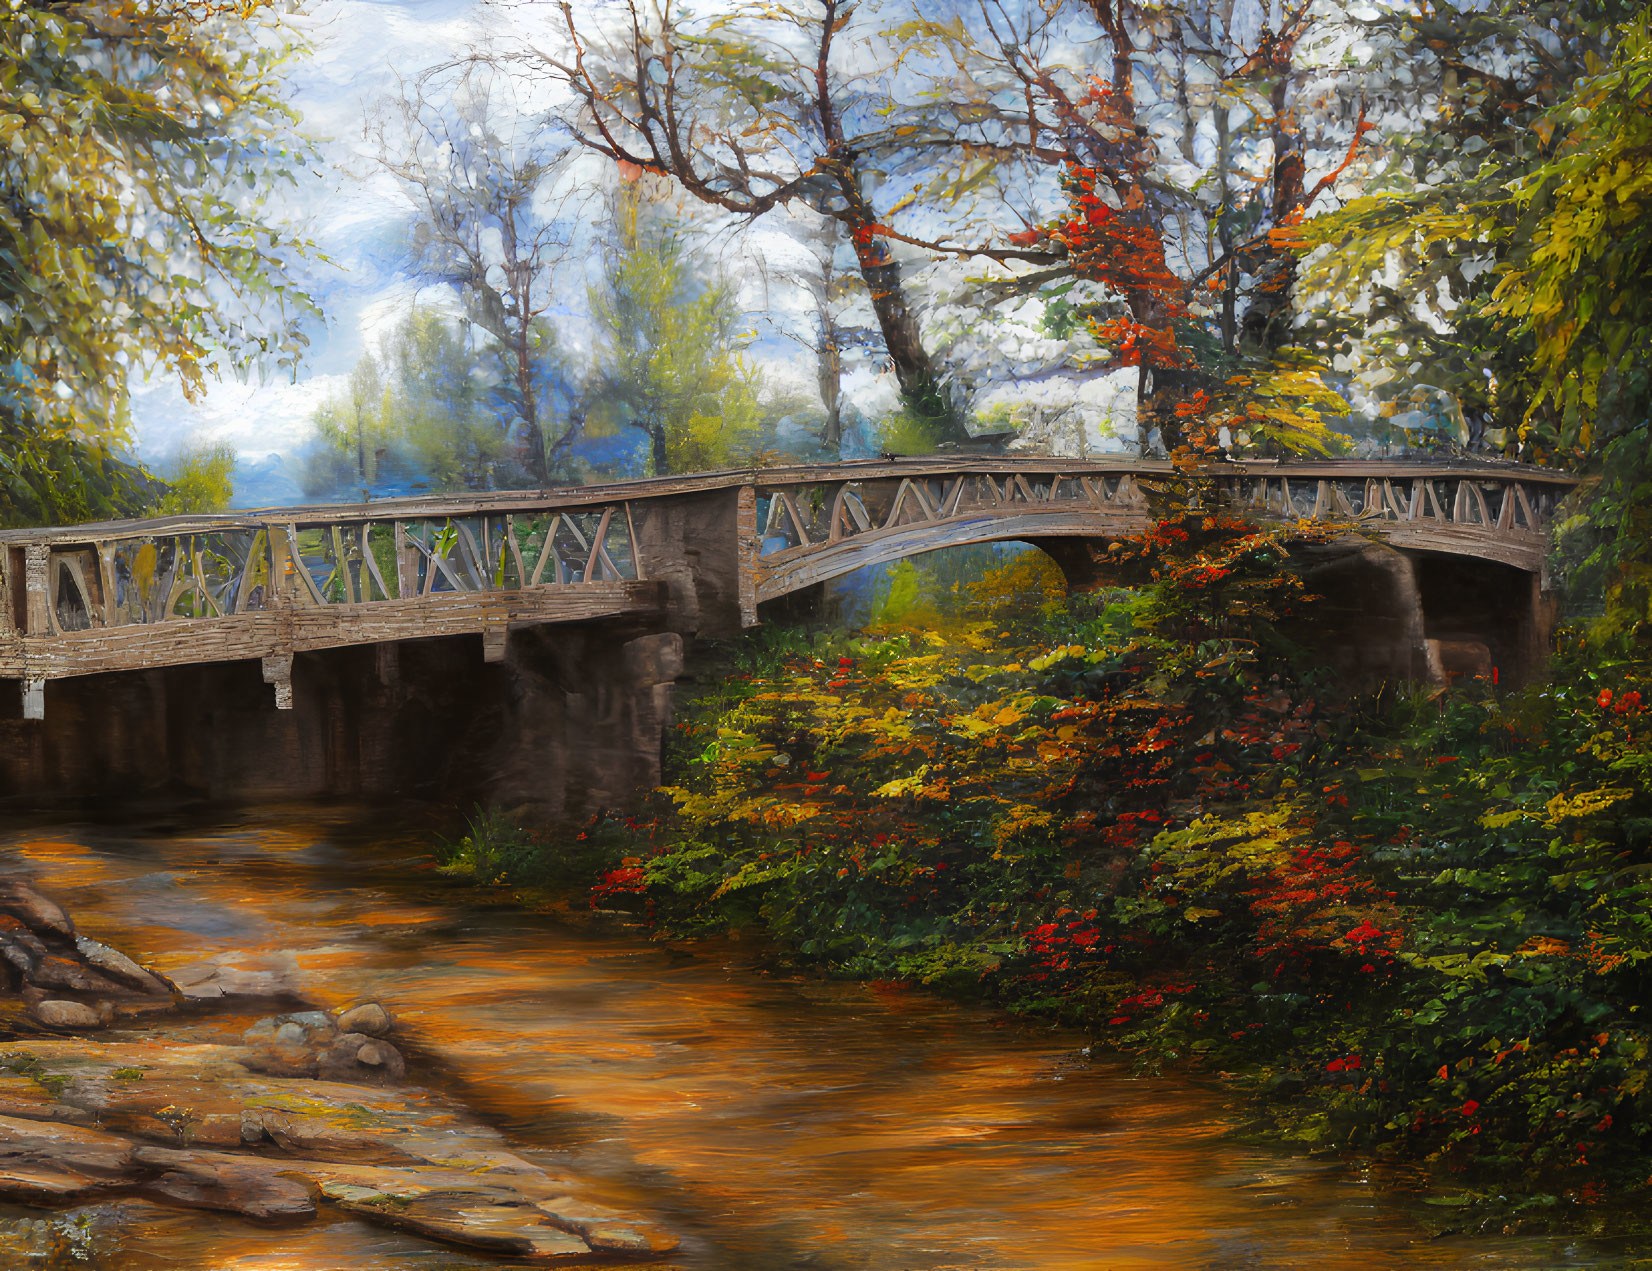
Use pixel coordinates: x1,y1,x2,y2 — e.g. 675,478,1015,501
1300,0,1631,455
303,309,514,497
586,182,766,475
1490,11,1652,641
156,440,236,514
1488,10,1652,449
0,0,318,525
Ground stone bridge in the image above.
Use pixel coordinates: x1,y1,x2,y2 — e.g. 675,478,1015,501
0,457,1574,813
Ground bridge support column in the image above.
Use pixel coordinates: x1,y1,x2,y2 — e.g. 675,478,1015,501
261,653,294,710
1286,540,1431,684
631,485,756,639
21,677,43,722
1028,539,1102,591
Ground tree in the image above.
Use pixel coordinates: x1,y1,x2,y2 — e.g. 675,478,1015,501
767,215,866,452
1487,8,1652,452
1298,0,1633,458
899,0,1373,455
0,0,318,524
303,308,514,498
157,440,236,514
586,180,766,474
1480,9,1652,639
373,55,581,483
535,0,981,446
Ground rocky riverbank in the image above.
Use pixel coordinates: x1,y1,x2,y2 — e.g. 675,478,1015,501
0,877,677,1262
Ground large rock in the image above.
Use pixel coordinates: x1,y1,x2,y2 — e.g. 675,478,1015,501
29,999,103,1031
73,937,172,996
132,1146,316,1221
0,920,45,978
168,957,299,1001
320,1180,593,1258
0,1113,136,1200
0,881,73,939
335,1001,392,1037
25,956,124,997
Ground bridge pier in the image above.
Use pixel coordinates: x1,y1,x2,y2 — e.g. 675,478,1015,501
1286,540,1554,689
0,618,684,819
1026,539,1103,591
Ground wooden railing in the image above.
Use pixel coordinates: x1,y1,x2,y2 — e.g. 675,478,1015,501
0,458,1577,717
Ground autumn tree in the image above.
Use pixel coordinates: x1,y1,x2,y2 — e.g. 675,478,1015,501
0,0,318,524
1301,0,1634,457
900,0,1373,456
529,0,993,447
373,55,582,484
585,181,765,474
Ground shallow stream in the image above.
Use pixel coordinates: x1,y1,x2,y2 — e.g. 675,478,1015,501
0,807,1642,1269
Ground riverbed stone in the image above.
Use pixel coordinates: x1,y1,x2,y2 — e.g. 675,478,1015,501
26,956,125,997
0,882,74,939
317,1032,405,1083
335,1001,392,1036
131,1146,316,1221
167,958,297,1001
0,975,680,1262
320,1180,593,1257
535,1195,682,1254
29,999,103,1030
73,937,172,996
0,1114,136,1200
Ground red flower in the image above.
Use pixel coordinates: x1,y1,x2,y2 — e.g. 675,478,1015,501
1461,1100,1480,1117
1598,689,1614,709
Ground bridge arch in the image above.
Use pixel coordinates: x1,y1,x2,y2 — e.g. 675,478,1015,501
752,506,1142,604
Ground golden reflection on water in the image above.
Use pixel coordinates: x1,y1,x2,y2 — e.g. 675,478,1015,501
0,808,1640,1270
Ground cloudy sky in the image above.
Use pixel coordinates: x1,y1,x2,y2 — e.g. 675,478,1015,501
125,0,1146,501
127,0,499,479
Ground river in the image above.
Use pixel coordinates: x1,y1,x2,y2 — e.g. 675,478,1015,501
0,804,1640,1269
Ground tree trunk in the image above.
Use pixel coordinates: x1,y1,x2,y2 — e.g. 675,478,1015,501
817,319,843,452
854,251,964,444
1239,44,1306,357
515,329,549,486
650,420,668,475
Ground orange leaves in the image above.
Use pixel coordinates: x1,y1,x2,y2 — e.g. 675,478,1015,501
1052,163,1187,314
1174,390,1212,419
850,221,892,266
1090,316,1186,368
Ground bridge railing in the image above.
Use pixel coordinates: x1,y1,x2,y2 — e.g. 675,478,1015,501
1225,471,1561,531
6,506,643,640
752,470,1150,558
0,458,1577,717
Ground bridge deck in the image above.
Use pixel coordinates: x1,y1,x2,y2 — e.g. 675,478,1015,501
0,457,1576,718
